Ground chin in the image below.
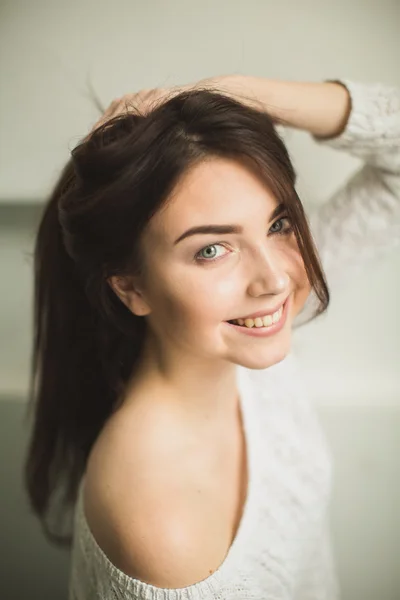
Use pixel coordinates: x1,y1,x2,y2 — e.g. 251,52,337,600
230,339,291,371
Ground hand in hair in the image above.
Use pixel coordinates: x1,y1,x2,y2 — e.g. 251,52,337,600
87,75,269,138
89,86,173,134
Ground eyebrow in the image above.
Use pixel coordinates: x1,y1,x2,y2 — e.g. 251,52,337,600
173,202,287,245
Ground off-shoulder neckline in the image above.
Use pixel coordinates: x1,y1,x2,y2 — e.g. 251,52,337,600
75,364,262,597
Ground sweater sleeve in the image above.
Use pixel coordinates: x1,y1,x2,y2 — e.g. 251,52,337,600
294,79,400,328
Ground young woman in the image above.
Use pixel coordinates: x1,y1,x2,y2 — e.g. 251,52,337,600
24,75,400,599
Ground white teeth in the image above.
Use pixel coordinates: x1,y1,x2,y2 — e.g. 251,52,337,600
234,305,283,328
263,314,273,326
272,310,281,324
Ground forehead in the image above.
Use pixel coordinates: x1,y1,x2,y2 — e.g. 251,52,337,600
148,157,279,245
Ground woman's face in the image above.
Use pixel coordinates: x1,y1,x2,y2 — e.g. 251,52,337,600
126,157,311,371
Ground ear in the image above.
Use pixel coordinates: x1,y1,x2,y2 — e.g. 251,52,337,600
107,275,151,317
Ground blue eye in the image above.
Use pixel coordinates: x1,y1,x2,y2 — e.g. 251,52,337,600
195,243,229,263
269,216,293,235
194,216,293,264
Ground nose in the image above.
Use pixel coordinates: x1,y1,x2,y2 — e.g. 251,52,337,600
246,247,290,298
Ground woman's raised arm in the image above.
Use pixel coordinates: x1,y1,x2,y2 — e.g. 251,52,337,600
294,79,400,326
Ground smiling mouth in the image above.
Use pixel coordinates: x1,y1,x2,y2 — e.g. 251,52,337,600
227,303,285,329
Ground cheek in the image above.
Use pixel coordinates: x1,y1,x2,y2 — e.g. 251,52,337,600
177,276,235,325
293,280,312,317
146,268,225,329
289,251,312,316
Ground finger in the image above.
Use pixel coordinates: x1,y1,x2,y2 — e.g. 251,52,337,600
106,97,124,117
90,97,125,131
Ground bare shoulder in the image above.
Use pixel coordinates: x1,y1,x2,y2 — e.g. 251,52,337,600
83,401,227,588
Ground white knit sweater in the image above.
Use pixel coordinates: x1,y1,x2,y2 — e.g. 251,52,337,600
68,79,400,600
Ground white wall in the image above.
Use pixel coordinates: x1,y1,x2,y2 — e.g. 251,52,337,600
0,0,399,598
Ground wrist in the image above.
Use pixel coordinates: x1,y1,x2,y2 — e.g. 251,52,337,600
225,77,352,138
314,80,352,139
264,79,352,137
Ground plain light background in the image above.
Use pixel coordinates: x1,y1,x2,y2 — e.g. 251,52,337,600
0,0,399,598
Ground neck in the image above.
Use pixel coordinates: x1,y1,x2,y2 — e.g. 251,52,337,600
124,328,240,424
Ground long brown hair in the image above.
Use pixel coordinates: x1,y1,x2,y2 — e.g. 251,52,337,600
24,87,329,546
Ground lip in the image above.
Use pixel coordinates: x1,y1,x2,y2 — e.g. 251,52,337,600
225,295,290,337
229,297,289,322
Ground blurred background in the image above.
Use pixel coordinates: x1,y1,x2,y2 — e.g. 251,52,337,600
0,0,399,598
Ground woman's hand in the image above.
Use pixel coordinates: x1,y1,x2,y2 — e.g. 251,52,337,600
89,86,175,133
87,75,267,137
87,75,352,141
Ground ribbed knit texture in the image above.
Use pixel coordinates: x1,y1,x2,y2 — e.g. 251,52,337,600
68,79,400,599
